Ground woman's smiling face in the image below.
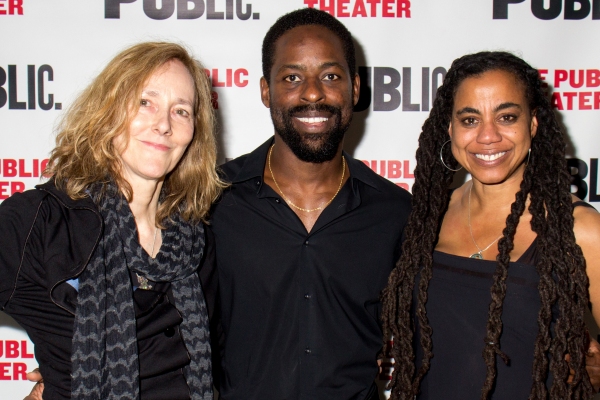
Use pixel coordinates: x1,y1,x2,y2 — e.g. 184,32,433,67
114,59,196,186
448,69,538,186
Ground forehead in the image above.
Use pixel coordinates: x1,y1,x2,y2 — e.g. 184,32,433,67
272,25,348,71
145,60,193,87
141,60,196,108
453,69,527,107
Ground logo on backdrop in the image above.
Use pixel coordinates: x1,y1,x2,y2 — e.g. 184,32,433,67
205,68,249,109
105,0,260,20
493,0,600,20
0,340,34,380
354,66,599,113
304,0,411,18
206,68,248,88
541,69,600,111
0,158,49,200
0,0,23,15
0,65,61,111
354,66,446,112
568,158,600,203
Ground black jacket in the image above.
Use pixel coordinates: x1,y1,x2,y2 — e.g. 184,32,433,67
0,180,102,398
0,181,219,399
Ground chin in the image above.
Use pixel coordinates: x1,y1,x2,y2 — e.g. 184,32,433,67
135,167,170,182
472,172,518,186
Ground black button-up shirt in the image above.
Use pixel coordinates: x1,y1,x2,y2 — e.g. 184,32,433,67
210,138,411,400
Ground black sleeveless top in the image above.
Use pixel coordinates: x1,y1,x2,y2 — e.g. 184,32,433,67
414,201,594,399
130,271,192,400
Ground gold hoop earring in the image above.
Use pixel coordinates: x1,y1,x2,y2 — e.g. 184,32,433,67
439,140,462,172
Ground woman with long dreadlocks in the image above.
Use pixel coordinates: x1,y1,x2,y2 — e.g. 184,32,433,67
381,51,600,399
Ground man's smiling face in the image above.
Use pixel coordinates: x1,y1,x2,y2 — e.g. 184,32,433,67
261,25,359,163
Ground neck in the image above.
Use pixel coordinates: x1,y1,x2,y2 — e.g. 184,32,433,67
121,174,163,226
269,134,345,186
468,167,526,213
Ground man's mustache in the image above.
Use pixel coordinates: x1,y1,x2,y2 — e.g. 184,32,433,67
286,104,340,116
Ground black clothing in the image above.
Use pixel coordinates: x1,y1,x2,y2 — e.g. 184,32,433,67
132,273,191,400
0,181,98,399
210,138,411,400
416,248,540,399
0,181,210,399
415,201,595,399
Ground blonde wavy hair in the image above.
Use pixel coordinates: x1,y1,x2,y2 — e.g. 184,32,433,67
46,41,226,224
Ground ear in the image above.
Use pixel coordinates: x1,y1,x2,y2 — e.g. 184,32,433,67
352,73,360,106
447,121,453,140
260,77,270,108
530,112,538,139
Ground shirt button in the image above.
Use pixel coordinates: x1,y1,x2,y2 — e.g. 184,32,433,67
256,181,260,185
304,293,311,299
304,240,309,245
305,348,311,354
275,199,280,203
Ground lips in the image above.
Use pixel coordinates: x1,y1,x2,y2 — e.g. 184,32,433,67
293,112,333,130
287,104,338,125
475,151,506,161
295,116,329,124
142,141,170,151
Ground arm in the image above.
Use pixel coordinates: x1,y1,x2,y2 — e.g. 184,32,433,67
0,192,45,308
0,193,47,398
574,204,600,323
573,202,600,391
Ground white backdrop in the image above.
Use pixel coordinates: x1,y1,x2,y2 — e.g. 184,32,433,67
1,0,599,398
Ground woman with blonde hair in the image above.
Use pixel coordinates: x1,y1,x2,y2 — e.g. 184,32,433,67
0,41,225,399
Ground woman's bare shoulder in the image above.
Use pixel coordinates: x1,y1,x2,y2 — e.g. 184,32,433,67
572,195,600,251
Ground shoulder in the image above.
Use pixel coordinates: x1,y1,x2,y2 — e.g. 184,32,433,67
572,197,600,251
350,157,412,203
0,188,51,305
1,182,100,239
0,187,49,228
218,153,251,183
346,158,412,228
0,182,90,236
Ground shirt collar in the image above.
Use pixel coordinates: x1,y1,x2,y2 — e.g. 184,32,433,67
230,136,383,192
230,137,274,184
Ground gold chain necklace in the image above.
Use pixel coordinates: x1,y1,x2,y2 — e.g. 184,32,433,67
468,183,503,259
268,144,345,213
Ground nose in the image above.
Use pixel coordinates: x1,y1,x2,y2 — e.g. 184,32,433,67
153,107,172,135
301,77,325,103
476,120,502,144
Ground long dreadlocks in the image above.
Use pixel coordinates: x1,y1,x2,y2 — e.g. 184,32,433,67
381,51,592,399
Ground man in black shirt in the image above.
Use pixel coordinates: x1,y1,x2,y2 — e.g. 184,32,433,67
22,8,600,399
209,8,411,400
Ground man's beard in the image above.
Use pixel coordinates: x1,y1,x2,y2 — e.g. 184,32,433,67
270,103,352,163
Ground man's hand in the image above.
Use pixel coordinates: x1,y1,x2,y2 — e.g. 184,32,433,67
23,368,43,400
567,337,600,393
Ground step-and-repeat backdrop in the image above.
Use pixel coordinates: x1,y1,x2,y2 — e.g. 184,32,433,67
1,0,599,398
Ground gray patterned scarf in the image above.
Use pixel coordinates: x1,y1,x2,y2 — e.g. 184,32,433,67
70,183,212,399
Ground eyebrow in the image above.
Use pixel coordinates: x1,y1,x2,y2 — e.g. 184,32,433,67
143,90,160,98
456,102,522,115
277,61,346,73
175,98,194,107
142,90,194,107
